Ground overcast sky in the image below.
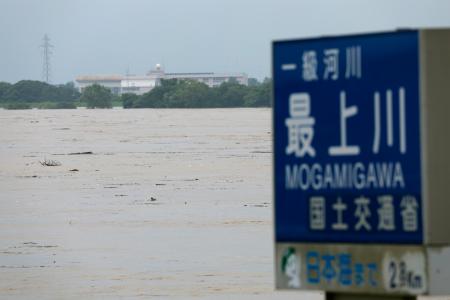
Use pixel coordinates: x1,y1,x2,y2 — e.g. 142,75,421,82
1,0,450,84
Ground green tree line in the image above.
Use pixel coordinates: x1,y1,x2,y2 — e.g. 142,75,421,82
0,78,271,109
0,80,80,109
124,78,271,108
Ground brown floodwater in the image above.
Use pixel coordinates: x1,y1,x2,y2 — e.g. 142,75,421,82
0,108,325,299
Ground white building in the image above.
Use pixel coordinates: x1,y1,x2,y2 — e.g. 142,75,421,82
76,64,248,95
162,72,248,87
121,76,158,95
76,75,123,95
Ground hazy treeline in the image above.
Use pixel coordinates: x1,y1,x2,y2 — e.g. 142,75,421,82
0,78,271,109
0,80,80,109
123,78,271,108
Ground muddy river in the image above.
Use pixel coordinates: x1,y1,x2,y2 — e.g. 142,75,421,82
0,108,327,299
1,108,445,300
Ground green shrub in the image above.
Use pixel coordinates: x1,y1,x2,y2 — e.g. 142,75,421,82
80,84,113,108
36,101,76,109
5,102,32,110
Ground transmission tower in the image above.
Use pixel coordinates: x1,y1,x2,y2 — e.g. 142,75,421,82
41,34,53,83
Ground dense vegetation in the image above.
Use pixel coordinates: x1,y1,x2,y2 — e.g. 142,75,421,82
0,78,271,109
126,78,271,108
0,80,79,109
80,84,113,108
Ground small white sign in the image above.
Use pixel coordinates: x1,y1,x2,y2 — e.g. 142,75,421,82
382,251,427,294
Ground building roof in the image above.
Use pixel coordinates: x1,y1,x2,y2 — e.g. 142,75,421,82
76,72,247,83
164,72,247,78
165,72,214,76
76,75,123,82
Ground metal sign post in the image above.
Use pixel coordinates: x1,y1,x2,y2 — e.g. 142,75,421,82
273,29,450,299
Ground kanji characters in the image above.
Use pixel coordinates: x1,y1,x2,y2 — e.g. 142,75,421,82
401,196,418,232
373,87,407,154
329,92,360,156
302,51,319,81
310,197,326,230
377,196,395,231
323,49,339,80
332,197,348,230
354,196,371,231
345,46,362,79
285,93,316,157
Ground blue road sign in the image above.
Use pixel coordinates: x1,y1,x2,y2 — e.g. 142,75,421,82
273,31,423,244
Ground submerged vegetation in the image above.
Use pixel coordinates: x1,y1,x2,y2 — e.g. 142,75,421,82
0,78,271,109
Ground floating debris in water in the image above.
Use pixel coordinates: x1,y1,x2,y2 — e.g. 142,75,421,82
68,151,93,155
39,159,61,166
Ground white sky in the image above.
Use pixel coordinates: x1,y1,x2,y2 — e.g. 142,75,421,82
1,0,450,83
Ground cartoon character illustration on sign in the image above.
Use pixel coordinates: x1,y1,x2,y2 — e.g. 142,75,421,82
281,247,301,288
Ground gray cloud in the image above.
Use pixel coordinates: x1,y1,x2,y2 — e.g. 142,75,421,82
1,0,449,83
